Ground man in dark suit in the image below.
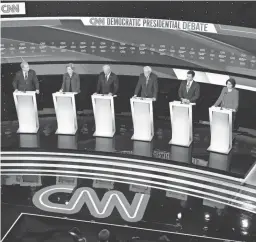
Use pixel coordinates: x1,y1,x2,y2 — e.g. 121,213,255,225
178,70,200,104
178,70,200,123
95,65,119,95
134,66,158,101
12,61,39,93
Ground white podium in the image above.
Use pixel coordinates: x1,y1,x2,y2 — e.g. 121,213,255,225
92,94,116,137
52,92,78,135
130,97,154,141
169,101,195,146
13,91,39,133
208,107,232,154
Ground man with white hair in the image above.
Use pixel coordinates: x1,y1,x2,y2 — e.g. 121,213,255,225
95,65,119,95
134,66,158,101
13,61,39,93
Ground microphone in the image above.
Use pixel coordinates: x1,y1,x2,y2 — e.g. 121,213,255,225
221,92,227,110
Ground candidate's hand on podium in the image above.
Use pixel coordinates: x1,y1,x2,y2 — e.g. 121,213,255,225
59,89,63,93
14,89,19,93
183,99,190,104
108,92,112,96
152,97,156,101
36,90,40,94
93,92,98,95
133,95,137,98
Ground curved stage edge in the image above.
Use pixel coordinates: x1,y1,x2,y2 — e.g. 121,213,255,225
1,150,256,215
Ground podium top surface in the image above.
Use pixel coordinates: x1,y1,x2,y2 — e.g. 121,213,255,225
53,92,78,97
130,97,153,103
209,106,233,114
91,94,116,99
169,101,196,107
13,91,36,96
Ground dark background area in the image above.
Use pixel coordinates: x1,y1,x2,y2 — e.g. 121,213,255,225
2,1,256,29
2,63,256,129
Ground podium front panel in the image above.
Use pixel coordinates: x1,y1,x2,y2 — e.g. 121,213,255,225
171,105,190,145
16,95,38,133
58,135,78,150
95,98,113,136
210,111,230,153
170,145,192,164
133,102,152,140
19,134,39,148
56,96,76,134
133,140,153,157
209,152,231,172
95,137,115,152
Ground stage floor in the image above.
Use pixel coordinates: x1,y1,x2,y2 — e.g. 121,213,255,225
1,115,256,241
1,176,256,242
1,115,256,179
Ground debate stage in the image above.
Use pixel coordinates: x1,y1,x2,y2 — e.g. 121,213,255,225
1,114,256,241
2,114,256,178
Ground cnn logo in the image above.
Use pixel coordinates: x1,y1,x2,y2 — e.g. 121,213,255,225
0,2,26,15
89,17,105,25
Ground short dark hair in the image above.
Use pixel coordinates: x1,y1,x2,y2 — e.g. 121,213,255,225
226,78,236,88
187,70,195,77
66,63,75,70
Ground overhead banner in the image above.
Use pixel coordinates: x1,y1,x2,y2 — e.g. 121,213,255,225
82,17,217,33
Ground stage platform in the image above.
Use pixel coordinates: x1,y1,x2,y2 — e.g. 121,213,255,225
1,115,256,179
1,115,256,241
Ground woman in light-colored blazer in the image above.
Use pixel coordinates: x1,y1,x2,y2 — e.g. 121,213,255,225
213,78,239,129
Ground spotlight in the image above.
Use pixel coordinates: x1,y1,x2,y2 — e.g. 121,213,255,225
204,212,211,221
241,219,249,228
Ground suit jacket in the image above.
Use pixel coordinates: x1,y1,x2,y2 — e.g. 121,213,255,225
61,72,80,93
12,69,39,91
214,87,239,111
134,73,158,99
178,80,200,103
96,72,119,94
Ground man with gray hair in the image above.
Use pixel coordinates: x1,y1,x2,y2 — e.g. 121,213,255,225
95,65,119,95
13,61,39,93
134,66,158,101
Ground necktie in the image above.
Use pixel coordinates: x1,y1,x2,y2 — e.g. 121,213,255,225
146,76,149,85
25,72,28,80
69,75,72,91
105,75,108,82
186,81,190,92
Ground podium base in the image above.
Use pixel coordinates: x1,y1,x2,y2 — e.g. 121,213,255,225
93,131,115,138
131,134,153,142
17,127,39,134
207,145,232,155
168,139,192,147
56,129,77,135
